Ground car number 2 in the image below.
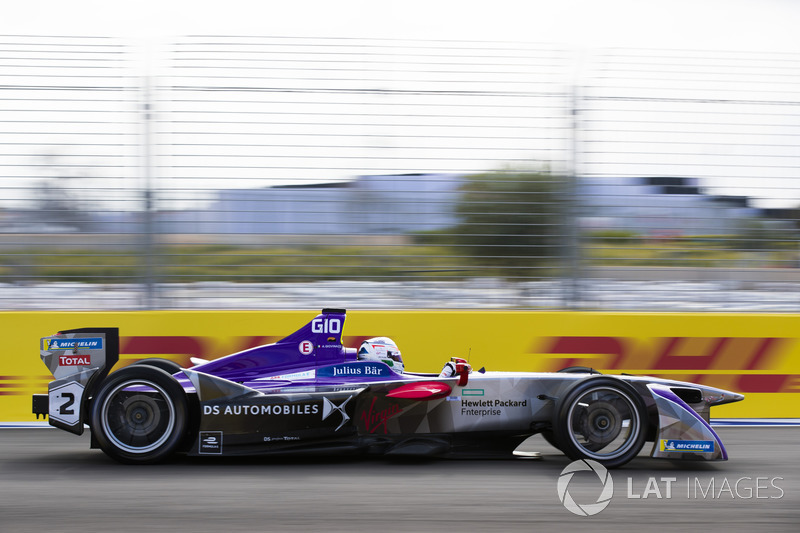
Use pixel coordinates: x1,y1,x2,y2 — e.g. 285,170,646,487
49,381,84,426
59,392,75,415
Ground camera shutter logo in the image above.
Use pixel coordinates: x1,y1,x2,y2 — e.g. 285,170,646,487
557,459,614,516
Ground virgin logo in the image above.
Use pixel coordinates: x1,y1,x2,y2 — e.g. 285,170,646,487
360,397,401,434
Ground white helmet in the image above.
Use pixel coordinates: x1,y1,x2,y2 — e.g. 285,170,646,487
358,337,404,373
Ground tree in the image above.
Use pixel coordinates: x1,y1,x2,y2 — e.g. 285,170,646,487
32,153,94,232
453,169,566,278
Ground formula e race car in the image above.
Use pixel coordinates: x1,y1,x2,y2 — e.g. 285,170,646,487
32,309,744,468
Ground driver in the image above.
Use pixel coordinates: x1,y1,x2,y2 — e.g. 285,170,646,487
357,337,466,378
358,337,405,373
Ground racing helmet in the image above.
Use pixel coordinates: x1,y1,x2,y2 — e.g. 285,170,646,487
358,337,404,373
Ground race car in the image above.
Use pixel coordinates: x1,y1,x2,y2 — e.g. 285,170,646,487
32,309,744,468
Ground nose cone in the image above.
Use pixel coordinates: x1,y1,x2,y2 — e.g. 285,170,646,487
704,387,745,406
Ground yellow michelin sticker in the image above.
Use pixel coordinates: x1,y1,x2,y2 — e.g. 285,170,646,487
659,439,715,453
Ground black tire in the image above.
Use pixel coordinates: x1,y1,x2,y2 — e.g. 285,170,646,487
552,376,647,469
90,365,188,464
540,429,562,451
557,366,601,374
540,366,601,452
131,358,182,375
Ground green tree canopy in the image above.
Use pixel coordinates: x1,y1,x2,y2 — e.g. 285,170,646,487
453,169,566,278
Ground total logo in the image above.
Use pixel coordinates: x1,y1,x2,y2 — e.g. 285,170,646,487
58,355,91,366
557,459,614,516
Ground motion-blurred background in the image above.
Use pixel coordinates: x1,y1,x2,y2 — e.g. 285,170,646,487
2,1,800,311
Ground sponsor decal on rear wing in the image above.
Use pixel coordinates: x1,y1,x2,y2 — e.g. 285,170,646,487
36,328,119,435
42,337,104,351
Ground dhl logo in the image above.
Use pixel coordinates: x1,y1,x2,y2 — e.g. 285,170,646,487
535,336,800,394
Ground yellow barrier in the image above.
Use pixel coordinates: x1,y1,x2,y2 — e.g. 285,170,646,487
3,310,799,421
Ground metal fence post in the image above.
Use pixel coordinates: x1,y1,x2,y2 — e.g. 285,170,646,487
141,75,156,309
565,80,582,308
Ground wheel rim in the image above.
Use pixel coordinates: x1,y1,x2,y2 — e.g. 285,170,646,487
565,386,641,460
100,379,176,454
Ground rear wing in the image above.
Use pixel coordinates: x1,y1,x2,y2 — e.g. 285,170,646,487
34,328,119,434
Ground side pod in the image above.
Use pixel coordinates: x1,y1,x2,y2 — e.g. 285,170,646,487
648,384,727,461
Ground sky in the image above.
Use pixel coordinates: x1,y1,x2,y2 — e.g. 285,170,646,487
3,0,799,53
2,1,800,210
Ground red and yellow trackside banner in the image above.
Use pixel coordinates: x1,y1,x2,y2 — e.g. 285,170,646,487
2,310,799,421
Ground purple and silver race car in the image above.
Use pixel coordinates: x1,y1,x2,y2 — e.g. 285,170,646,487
32,309,744,468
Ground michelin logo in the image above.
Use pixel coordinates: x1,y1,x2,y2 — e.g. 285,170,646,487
659,439,715,453
45,338,103,351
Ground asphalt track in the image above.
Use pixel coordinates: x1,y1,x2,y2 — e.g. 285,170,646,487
1,428,798,533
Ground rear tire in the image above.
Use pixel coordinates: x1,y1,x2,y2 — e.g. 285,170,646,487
131,358,182,375
557,366,601,374
552,376,647,468
90,365,188,464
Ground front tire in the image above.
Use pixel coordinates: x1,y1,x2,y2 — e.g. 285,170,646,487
540,429,562,452
90,365,188,464
552,377,647,468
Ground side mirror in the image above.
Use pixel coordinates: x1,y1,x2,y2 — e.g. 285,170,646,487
450,357,471,387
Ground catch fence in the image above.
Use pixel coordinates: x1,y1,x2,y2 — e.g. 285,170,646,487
1,35,799,310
